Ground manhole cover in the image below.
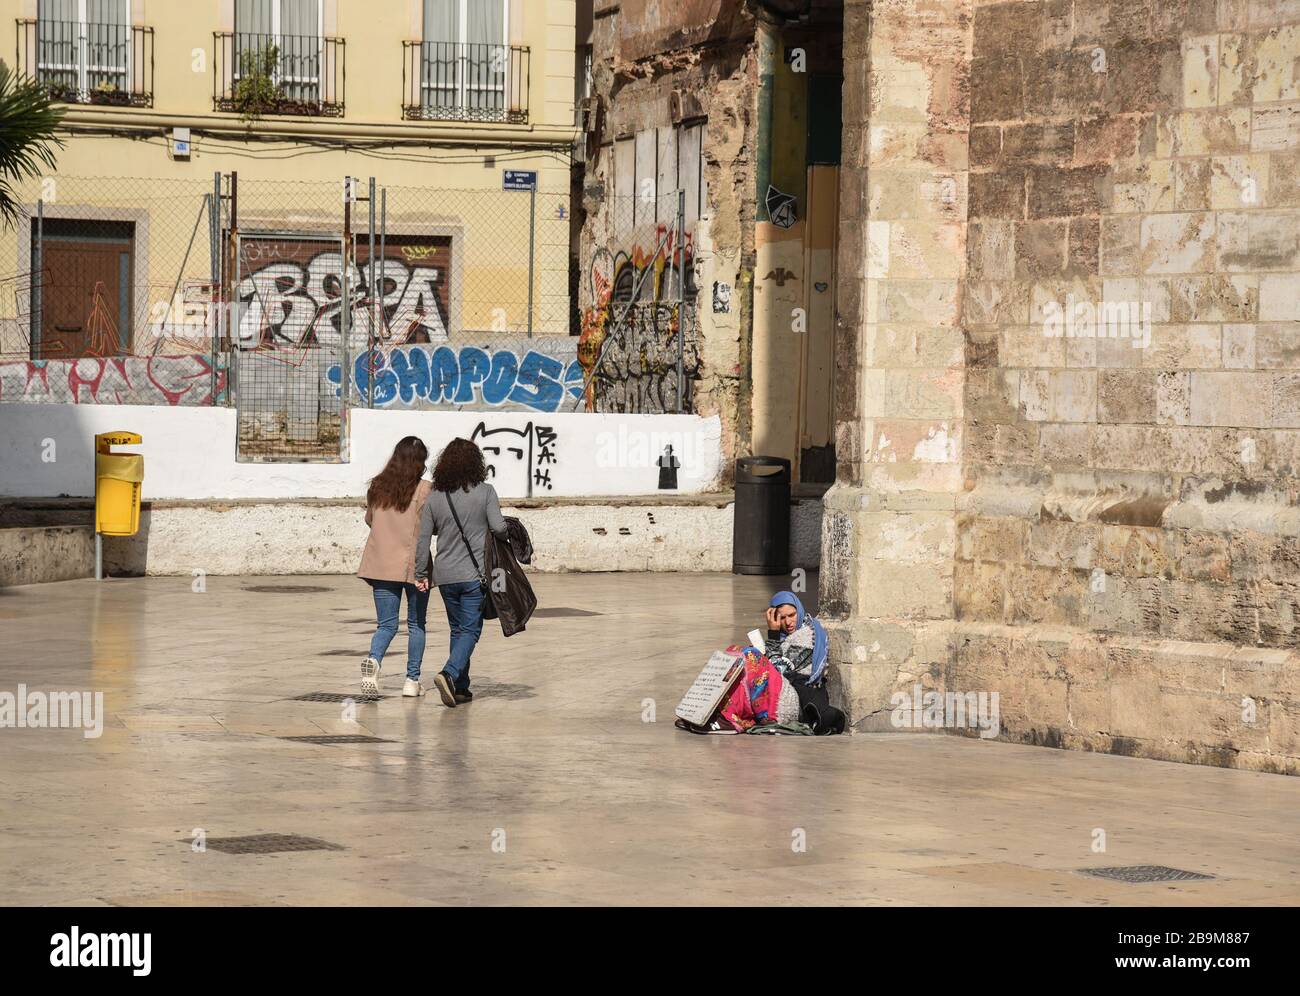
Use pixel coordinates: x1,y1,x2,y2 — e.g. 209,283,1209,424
1079,865,1214,883
279,735,395,745
289,692,389,703
532,607,601,617
469,680,536,700
243,585,332,594
187,833,344,854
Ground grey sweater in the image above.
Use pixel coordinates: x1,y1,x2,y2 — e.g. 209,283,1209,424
414,482,509,586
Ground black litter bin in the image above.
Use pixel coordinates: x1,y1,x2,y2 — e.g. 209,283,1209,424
732,456,791,575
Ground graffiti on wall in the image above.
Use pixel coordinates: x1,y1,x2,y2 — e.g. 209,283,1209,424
327,343,584,414
237,236,452,361
579,222,702,414
0,355,225,405
471,421,557,496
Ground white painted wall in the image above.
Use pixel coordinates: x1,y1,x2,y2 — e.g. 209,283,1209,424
0,404,723,500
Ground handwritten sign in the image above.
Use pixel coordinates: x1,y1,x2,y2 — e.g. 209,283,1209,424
675,647,744,727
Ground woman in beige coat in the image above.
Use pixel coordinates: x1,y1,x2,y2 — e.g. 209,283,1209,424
357,436,433,698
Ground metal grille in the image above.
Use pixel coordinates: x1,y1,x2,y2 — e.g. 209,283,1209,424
576,192,698,414
289,692,389,703
279,734,395,745
531,607,601,617
191,833,344,854
1079,865,1215,883
401,41,529,123
16,17,155,108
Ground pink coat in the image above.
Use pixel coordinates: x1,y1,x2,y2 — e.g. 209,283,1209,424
357,479,431,584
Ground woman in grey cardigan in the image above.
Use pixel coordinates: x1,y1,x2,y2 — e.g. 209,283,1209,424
415,438,509,707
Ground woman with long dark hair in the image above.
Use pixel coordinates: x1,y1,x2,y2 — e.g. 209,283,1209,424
357,435,432,698
414,438,509,707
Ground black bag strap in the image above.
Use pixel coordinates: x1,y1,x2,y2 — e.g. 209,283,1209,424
446,489,486,582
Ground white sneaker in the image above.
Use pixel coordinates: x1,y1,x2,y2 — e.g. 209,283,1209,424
402,678,424,697
360,656,381,697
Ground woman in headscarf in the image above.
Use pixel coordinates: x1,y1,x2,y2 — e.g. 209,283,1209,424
763,590,829,687
759,590,843,734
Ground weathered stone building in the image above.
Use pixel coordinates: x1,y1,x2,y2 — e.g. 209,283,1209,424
827,0,1300,774
582,0,1300,773
577,0,845,482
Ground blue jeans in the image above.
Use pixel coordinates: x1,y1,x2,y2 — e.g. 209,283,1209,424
439,579,485,693
366,580,430,680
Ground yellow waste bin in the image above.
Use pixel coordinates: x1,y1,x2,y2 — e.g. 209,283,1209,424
95,431,143,537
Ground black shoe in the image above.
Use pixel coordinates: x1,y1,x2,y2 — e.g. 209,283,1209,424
432,671,457,708
454,689,473,704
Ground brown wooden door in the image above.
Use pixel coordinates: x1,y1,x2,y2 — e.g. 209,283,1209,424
37,227,133,359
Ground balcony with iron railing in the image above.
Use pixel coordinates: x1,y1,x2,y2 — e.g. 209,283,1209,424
213,31,344,117
402,40,528,124
15,17,153,107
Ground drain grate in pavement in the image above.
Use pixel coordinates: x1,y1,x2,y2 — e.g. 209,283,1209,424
1079,865,1214,884
279,734,395,745
188,833,344,854
289,691,389,703
243,585,332,594
318,649,364,657
532,607,601,617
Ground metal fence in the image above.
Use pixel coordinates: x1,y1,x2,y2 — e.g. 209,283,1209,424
0,172,575,461
577,191,700,414
0,174,222,406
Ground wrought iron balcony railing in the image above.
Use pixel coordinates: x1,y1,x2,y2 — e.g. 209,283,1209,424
402,41,528,124
15,17,153,107
214,31,344,117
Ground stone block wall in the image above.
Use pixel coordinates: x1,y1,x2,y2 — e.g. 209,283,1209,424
827,0,1300,773
956,0,1300,773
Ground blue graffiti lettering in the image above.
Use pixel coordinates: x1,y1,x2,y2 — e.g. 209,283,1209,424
454,348,491,404
429,345,459,403
328,345,580,413
391,348,430,404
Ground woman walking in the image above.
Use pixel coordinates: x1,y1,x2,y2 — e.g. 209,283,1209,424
414,438,509,708
358,436,433,698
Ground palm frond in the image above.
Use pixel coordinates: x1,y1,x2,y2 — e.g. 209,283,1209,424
0,59,65,228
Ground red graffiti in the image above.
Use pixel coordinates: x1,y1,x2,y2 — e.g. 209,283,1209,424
0,355,226,406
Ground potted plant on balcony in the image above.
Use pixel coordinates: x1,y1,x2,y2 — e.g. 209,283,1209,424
233,44,282,122
89,79,129,106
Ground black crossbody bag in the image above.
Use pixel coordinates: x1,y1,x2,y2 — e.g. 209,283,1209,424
446,490,493,606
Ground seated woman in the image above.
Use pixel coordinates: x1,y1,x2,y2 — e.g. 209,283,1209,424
680,591,843,735
761,590,843,733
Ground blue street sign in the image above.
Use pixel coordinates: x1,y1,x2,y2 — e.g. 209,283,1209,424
503,170,538,191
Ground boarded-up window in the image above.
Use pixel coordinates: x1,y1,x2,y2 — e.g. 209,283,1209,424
612,122,706,230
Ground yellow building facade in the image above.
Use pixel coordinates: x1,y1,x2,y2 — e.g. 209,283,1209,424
1,0,581,451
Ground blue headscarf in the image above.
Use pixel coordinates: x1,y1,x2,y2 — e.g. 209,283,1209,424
769,591,829,684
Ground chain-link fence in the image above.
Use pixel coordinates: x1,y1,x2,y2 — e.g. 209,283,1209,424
0,171,575,461
0,172,701,457
577,191,700,414
0,175,223,407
